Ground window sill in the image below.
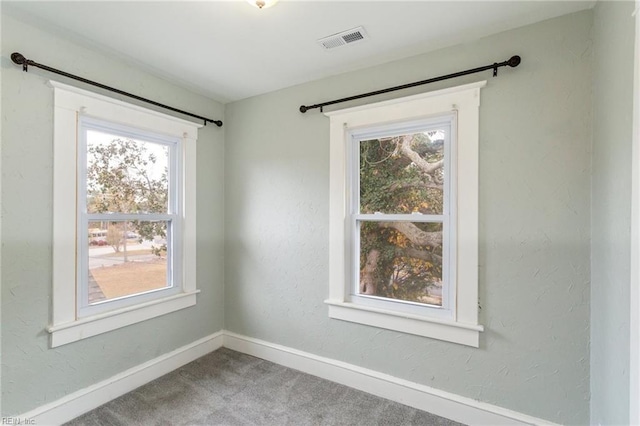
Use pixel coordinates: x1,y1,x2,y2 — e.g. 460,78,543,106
325,299,482,347
47,290,199,347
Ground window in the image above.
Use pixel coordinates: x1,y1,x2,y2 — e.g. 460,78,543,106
48,81,199,347
350,117,454,318
326,82,485,347
78,118,181,317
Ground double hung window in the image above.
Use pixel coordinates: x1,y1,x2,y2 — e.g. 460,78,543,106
49,81,199,347
326,82,485,347
78,118,181,317
349,117,454,319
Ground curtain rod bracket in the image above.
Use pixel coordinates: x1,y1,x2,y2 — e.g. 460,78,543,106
10,52,223,127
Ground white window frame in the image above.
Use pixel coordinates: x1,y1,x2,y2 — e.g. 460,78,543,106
347,116,456,320
325,81,485,347
48,81,199,347
77,117,182,318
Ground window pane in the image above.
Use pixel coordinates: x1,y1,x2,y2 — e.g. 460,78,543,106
359,129,445,214
87,220,169,305
359,221,443,306
86,129,169,214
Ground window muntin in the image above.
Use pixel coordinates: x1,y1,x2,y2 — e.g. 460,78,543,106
77,117,181,317
347,117,455,318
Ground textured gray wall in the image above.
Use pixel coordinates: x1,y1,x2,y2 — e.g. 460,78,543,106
591,2,635,425
1,13,225,415
224,11,593,425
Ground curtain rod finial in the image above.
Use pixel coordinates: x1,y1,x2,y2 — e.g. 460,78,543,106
11,52,26,65
11,52,29,71
508,55,521,68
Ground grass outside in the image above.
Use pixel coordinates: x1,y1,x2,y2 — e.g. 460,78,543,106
91,259,167,299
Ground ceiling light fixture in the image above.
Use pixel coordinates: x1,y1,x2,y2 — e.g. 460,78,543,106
247,0,278,9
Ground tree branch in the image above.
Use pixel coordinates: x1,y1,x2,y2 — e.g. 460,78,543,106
395,247,442,264
379,221,442,248
387,180,442,192
360,249,380,295
399,135,443,175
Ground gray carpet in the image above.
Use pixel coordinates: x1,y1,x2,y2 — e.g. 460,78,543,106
66,348,464,426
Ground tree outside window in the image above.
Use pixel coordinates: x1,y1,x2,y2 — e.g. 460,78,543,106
357,128,447,307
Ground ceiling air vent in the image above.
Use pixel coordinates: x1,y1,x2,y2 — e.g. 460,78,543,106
318,26,368,50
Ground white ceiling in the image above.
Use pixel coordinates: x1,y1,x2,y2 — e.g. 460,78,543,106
4,1,594,103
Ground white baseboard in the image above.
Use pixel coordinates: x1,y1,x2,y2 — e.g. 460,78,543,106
19,330,557,426
19,331,224,426
223,331,558,426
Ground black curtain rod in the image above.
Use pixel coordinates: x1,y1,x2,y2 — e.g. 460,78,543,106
10,52,223,127
299,55,521,113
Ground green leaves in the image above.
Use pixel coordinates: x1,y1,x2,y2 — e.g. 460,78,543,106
358,131,445,305
87,137,169,215
86,136,170,255
359,135,443,214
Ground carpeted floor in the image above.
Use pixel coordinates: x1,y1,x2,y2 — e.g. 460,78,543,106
66,348,464,426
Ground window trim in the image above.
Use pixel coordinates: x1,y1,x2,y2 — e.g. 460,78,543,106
325,81,485,347
48,80,200,347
